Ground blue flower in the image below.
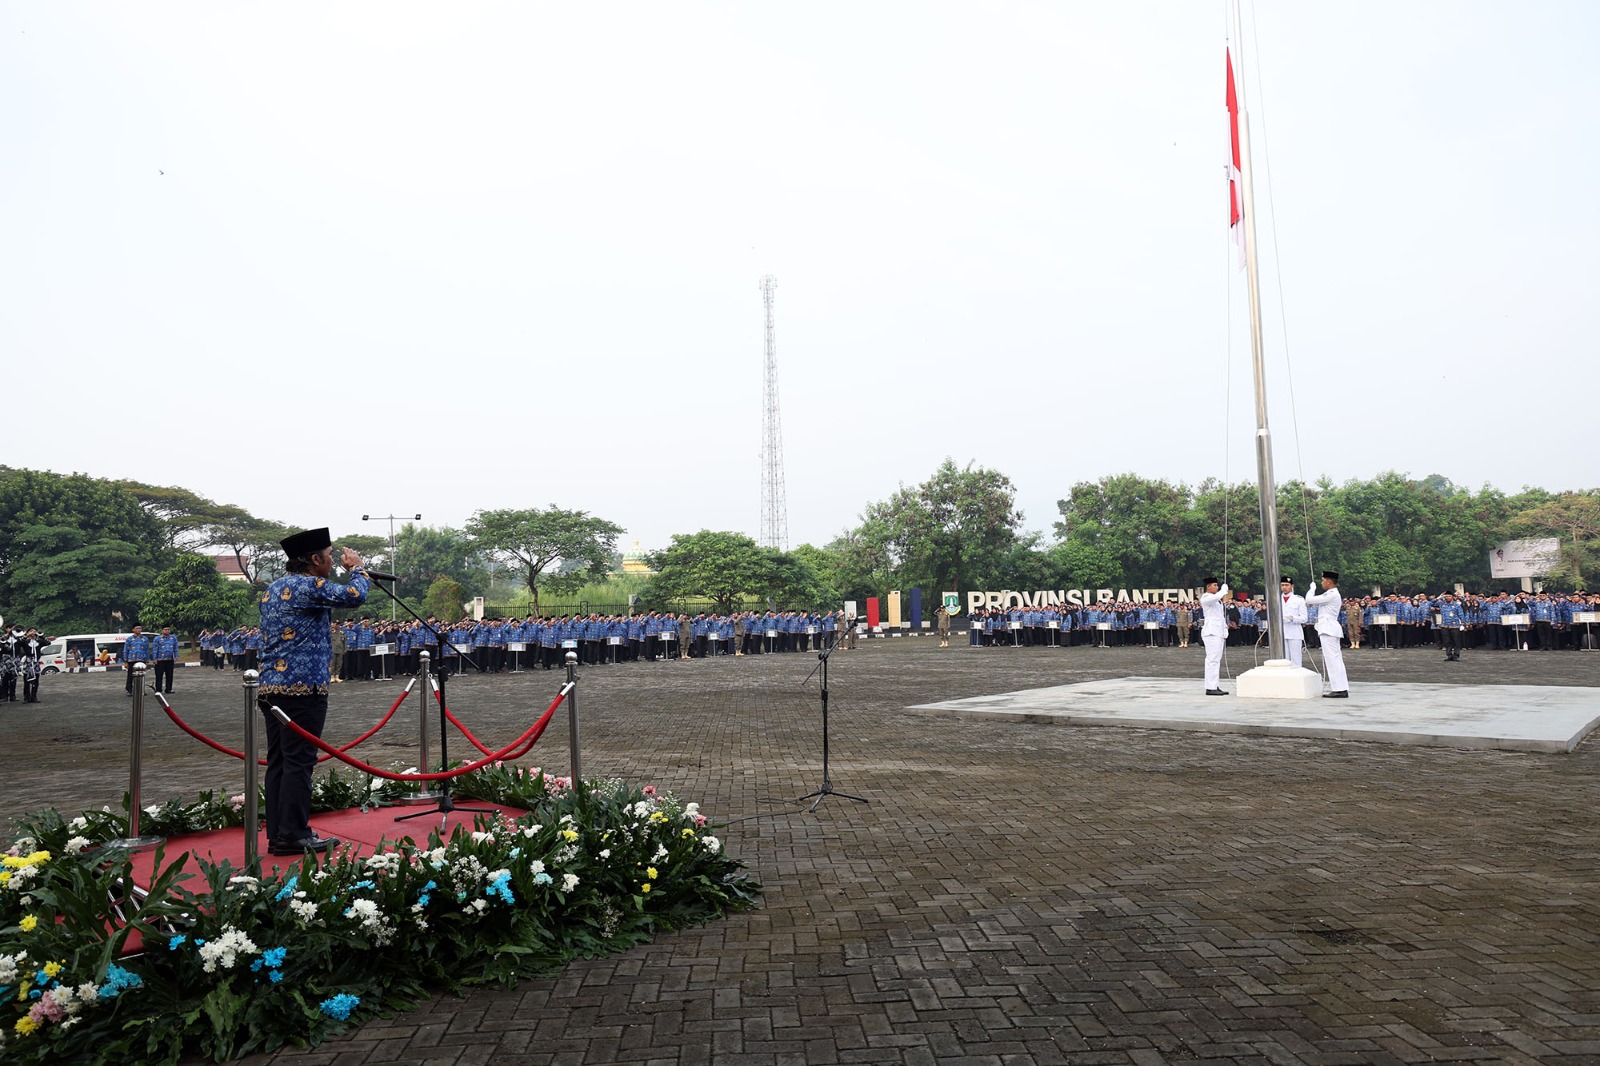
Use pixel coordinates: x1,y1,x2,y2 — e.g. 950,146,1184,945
99,963,144,999
269,969,283,983
532,871,553,886
486,872,516,905
319,992,361,1020
275,875,298,902
350,879,375,891
168,934,188,950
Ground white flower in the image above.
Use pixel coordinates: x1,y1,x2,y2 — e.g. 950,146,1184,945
47,986,75,1009
559,813,574,825
68,816,88,831
468,899,487,914
345,898,380,920
653,845,667,862
702,836,722,854
364,851,402,874
598,849,611,861
0,952,24,984
289,900,319,921
471,831,495,844
76,983,100,1005
65,836,92,855
427,846,448,866
198,926,259,972
227,875,260,890
561,873,579,893
521,824,543,839
143,806,159,816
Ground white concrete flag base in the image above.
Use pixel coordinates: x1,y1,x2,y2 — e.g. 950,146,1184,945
1235,658,1323,700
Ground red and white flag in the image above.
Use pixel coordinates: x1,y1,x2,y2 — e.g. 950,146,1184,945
1226,49,1245,267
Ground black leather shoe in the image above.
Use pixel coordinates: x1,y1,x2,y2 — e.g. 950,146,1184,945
268,834,340,856
1204,688,1228,695
1323,691,1349,698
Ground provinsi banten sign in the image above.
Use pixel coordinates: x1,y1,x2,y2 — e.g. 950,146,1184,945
962,588,1199,613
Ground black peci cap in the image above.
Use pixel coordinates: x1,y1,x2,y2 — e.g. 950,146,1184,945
1320,570,1339,582
281,527,332,558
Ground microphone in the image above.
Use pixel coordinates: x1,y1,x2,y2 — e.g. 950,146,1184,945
355,568,399,581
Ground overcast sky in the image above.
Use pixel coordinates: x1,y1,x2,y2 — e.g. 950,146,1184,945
3,2,1596,556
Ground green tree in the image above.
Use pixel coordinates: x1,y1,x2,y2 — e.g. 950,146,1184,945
394,523,491,597
465,507,623,612
1510,491,1600,589
0,468,171,628
138,553,257,636
645,530,781,613
857,459,1023,594
1054,474,1194,588
424,576,470,623
117,481,236,552
6,524,163,631
202,505,289,586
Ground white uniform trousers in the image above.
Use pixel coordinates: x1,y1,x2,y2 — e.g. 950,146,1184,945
1319,633,1348,691
1283,636,1303,667
1203,633,1226,690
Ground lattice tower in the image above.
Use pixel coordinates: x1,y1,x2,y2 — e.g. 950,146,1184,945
759,274,788,550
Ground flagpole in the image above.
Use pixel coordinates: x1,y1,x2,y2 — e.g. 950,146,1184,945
1229,4,1286,661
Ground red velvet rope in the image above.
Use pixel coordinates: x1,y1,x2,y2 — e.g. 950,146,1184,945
266,684,569,781
431,682,497,757
155,681,414,765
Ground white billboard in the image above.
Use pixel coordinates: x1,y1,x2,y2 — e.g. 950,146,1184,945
1489,538,1559,579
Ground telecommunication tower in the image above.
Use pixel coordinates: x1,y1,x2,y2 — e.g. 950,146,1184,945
759,275,789,550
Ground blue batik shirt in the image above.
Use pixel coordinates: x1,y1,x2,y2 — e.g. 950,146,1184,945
123,632,153,663
258,569,371,696
151,634,180,660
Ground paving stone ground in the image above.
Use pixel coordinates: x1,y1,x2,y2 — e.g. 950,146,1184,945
7,641,1599,1065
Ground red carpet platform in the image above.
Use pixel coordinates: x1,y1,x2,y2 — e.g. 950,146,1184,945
120,802,526,953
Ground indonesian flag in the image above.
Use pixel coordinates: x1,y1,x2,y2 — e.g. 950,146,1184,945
1226,49,1245,267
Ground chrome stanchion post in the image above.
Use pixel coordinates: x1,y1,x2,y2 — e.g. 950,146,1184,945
398,649,443,805
243,670,260,870
564,651,581,790
106,663,163,851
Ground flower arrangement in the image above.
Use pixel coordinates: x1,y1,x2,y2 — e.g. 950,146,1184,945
0,768,758,1064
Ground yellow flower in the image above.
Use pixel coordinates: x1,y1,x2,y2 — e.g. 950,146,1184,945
561,829,579,842
0,871,11,885
648,812,668,824
17,981,31,1001
16,1015,40,1035
43,961,62,978
19,914,38,932
680,829,695,839
640,883,651,894
647,867,658,880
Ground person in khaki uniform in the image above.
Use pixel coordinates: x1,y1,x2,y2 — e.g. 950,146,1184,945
329,621,347,683
935,606,951,648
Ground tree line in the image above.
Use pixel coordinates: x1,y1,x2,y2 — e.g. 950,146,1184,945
2,462,1594,635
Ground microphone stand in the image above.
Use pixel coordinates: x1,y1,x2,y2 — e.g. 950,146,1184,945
796,635,869,814
363,574,495,827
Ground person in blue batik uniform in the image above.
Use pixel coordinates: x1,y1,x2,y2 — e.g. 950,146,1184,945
150,625,180,694
122,624,153,695
257,527,369,856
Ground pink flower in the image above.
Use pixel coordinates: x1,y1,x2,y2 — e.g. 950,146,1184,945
30,997,66,1024
642,786,657,797
693,814,707,827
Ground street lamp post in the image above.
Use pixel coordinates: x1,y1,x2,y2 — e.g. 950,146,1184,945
361,513,422,620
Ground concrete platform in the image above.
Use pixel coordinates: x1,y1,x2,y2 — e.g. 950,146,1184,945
910,675,1600,752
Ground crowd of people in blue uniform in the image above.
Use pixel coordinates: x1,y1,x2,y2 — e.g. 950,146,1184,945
199,609,851,680
964,588,1600,653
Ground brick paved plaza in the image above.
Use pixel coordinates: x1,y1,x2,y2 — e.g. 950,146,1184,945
8,641,1599,1064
